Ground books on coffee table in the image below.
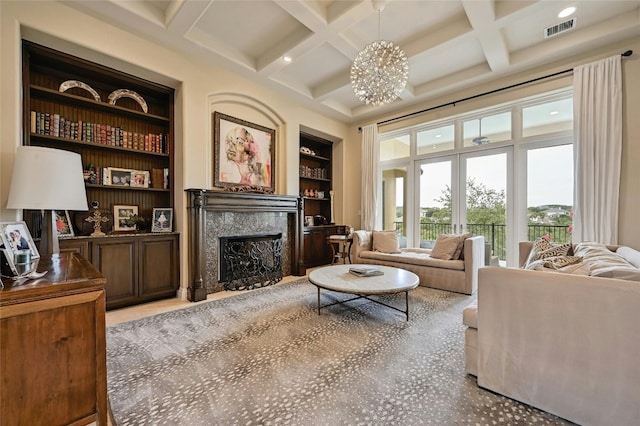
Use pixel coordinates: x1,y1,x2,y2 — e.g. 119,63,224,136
349,266,384,277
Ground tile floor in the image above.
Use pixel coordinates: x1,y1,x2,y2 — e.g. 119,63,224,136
105,273,310,326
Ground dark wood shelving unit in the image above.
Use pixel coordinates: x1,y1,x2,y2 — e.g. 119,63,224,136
299,132,346,268
22,40,179,309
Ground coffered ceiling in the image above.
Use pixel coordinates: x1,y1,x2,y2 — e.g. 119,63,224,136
61,0,640,124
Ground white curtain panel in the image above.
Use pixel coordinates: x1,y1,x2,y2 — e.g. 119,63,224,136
572,55,622,244
361,124,379,231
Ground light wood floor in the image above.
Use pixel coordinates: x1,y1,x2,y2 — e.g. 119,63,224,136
106,273,312,326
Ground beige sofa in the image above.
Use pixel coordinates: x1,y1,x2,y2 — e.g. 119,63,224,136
350,230,484,295
464,241,640,426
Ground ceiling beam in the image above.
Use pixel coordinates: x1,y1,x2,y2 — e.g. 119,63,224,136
462,0,510,71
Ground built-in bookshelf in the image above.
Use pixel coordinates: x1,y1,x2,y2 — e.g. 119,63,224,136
300,132,344,268
21,40,179,308
299,133,333,223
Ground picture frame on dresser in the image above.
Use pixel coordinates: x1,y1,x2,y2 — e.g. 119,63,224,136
213,112,275,192
1,248,20,276
0,221,39,259
113,205,138,231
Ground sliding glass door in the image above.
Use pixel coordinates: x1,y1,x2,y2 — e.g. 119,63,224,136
461,148,511,263
414,148,511,262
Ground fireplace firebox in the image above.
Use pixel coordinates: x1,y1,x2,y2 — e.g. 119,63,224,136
219,233,283,291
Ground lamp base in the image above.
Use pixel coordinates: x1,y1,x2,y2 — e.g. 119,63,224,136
39,210,60,255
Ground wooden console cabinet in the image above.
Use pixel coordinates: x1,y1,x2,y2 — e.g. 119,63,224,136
0,253,107,426
302,225,347,268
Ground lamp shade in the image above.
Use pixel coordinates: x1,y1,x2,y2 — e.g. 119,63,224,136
6,146,88,211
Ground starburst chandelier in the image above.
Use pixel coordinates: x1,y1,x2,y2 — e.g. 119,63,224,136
351,2,409,106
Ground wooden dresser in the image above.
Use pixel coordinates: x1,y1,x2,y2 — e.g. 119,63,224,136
0,253,107,426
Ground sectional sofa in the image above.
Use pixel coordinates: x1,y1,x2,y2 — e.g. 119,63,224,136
464,241,640,426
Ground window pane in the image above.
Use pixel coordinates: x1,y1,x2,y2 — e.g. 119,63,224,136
417,125,454,155
463,112,511,146
381,167,407,246
465,154,507,261
380,134,409,161
527,144,573,243
419,161,452,248
523,98,573,137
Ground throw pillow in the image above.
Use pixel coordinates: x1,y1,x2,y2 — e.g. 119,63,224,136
616,246,640,269
453,232,473,260
372,230,401,254
430,233,466,260
574,242,639,280
524,236,573,269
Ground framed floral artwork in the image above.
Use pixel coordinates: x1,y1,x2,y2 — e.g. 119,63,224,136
213,112,275,192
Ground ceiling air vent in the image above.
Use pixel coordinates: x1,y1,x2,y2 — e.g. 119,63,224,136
544,17,576,39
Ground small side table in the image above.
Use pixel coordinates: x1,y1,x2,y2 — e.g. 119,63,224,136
327,234,353,264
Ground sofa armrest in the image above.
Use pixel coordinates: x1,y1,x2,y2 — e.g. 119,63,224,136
519,241,534,267
463,236,485,294
351,230,372,262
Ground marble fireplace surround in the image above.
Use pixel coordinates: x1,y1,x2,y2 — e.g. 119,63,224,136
186,189,304,302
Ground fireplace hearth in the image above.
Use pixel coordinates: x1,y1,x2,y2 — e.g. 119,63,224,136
219,233,283,291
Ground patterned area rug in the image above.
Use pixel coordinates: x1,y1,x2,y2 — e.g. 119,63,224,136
107,280,572,425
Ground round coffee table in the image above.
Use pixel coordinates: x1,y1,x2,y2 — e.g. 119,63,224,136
308,264,420,321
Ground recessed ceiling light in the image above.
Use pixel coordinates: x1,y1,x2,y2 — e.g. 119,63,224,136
558,6,576,18
435,134,442,138
283,55,292,63
549,110,559,115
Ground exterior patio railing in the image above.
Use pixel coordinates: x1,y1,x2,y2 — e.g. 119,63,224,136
394,222,571,260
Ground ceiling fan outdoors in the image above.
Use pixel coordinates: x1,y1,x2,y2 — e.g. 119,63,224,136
472,119,490,145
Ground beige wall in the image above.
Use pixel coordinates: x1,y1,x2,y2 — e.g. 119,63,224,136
347,36,640,247
0,1,351,296
619,37,640,247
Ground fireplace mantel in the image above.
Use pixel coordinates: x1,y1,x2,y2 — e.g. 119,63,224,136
185,189,304,301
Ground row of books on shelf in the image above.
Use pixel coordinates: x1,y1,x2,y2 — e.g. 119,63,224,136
299,165,328,179
30,111,168,154
84,166,169,189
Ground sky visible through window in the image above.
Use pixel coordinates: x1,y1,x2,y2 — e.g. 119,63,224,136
527,144,573,206
407,145,573,209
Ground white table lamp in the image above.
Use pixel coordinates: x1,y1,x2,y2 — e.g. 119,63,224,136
6,146,88,254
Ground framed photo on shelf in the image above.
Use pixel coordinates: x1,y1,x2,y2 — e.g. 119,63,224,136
0,221,39,259
305,215,314,227
213,111,275,192
109,167,132,186
55,210,74,238
113,205,138,232
151,208,173,232
130,170,150,188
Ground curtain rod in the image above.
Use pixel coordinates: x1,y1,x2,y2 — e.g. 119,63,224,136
360,49,633,130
